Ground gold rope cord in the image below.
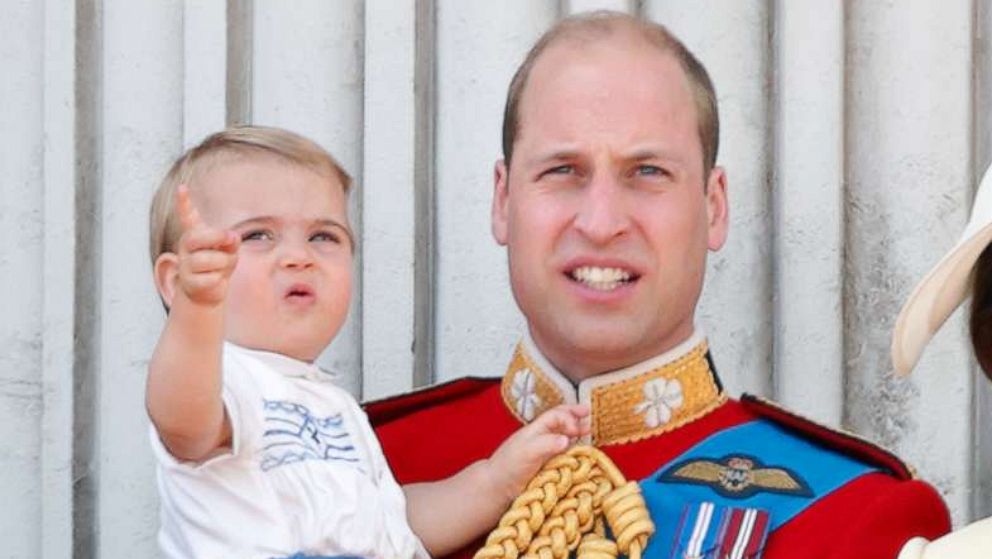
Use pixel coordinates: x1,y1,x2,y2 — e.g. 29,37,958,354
474,446,654,559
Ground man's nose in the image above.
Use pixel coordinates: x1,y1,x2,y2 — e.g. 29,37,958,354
278,239,315,269
573,172,631,244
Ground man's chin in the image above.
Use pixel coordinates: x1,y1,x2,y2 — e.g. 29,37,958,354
535,325,651,377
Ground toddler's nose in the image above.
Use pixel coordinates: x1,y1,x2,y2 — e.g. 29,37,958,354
278,239,314,269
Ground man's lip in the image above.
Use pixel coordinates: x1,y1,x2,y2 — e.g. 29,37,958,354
560,257,643,278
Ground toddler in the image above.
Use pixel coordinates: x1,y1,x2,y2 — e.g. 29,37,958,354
146,126,588,559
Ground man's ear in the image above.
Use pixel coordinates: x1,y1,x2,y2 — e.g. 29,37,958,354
491,159,510,246
705,166,729,252
154,253,180,310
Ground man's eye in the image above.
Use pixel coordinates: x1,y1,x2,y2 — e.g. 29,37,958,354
635,165,667,177
544,165,574,176
310,231,341,244
242,229,273,242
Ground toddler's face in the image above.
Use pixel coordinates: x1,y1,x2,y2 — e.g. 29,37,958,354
192,155,353,362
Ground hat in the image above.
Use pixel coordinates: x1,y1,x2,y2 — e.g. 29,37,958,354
891,165,992,375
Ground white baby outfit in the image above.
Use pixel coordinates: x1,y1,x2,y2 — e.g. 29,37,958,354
152,343,429,559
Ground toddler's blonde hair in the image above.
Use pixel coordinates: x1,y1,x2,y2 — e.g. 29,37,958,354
149,125,352,265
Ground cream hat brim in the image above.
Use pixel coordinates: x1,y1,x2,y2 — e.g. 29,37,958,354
891,166,992,375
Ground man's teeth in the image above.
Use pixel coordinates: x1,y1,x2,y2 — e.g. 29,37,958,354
571,266,632,291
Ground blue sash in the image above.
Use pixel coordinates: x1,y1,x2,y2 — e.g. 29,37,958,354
640,419,877,557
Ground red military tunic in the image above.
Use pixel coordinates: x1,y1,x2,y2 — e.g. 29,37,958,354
368,333,950,558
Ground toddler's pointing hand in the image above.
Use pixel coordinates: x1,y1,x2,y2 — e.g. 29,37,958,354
175,184,240,307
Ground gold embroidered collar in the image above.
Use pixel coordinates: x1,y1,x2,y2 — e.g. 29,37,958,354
500,331,726,446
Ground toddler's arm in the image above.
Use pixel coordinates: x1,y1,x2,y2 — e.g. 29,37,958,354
403,404,590,556
146,185,240,462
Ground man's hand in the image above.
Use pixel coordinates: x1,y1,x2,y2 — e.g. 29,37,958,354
175,184,240,307
484,404,591,502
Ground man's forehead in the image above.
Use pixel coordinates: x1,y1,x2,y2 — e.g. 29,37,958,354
513,38,697,147
542,28,678,72
520,36,689,112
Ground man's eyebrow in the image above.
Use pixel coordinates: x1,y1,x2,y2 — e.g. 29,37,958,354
523,147,689,165
629,149,660,160
626,147,687,164
525,147,582,166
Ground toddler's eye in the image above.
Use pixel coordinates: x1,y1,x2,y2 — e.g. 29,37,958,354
242,229,274,242
310,231,341,244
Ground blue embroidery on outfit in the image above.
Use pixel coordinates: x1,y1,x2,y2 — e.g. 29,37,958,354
639,419,878,558
260,399,361,472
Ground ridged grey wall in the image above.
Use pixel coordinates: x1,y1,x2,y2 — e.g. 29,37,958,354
2,1,990,556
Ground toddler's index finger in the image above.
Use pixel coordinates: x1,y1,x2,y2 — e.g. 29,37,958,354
218,230,241,254
537,405,589,438
176,184,203,233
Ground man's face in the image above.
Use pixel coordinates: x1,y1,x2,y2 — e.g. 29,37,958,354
492,37,728,380
192,156,353,362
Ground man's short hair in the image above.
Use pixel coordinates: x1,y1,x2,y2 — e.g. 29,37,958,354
148,125,352,266
501,11,719,175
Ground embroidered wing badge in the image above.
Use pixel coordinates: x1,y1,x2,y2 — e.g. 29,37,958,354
661,454,812,499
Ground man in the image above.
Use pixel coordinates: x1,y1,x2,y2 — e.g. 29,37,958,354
369,12,950,558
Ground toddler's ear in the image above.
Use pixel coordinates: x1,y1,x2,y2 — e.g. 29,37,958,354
154,253,180,310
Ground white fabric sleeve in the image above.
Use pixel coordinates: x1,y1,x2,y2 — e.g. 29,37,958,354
341,391,395,482
349,399,432,559
897,517,992,559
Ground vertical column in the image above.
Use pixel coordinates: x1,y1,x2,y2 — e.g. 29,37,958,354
361,1,419,398
226,0,253,127
1,3,45,557
561,0,639,15
643,0,773,396
72,0,101,554
42,1,77,556
183,1,227,146
413,1,438,390
433,1,558,382
99,1,184,555
772,1,845,426
253,0,365,396
973,0,992,521
846,0,972,523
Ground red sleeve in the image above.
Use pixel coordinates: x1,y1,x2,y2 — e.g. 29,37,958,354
760,473,949,558
371,381,518,484
827,478,949,559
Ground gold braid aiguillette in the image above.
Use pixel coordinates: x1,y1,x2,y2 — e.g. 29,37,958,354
474,445,654,559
